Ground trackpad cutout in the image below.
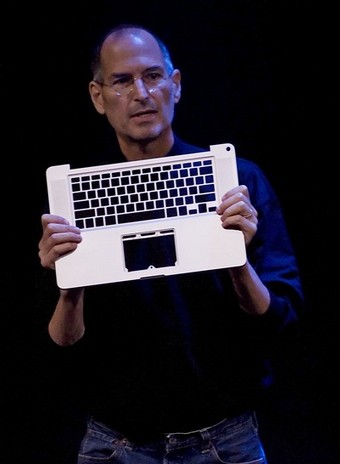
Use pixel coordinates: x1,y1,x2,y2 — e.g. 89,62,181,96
122,229,177,272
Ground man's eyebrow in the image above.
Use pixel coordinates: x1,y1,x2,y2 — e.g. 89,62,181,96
109,65,164,78
109,72,131,79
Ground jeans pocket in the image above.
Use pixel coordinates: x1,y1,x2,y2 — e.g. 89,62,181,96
208,417,267,464
78,426,131,463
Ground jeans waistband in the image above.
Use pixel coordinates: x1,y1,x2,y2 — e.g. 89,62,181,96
89,411,256,449
163,411,256,451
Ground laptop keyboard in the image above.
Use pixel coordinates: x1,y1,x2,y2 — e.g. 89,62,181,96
70,158,218,230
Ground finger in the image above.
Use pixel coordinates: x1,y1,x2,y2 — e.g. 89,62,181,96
41,213,70,228
243,206,258,219
221,184,249,202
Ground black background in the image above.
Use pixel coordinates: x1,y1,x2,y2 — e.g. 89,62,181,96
1,1,338,463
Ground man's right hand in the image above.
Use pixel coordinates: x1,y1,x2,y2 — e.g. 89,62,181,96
38,213,82,270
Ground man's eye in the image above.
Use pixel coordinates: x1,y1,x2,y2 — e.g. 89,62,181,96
146,72,163,81
113,76,131,86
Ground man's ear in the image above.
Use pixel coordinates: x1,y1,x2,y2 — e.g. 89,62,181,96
89,81,105,115
171,69,182,103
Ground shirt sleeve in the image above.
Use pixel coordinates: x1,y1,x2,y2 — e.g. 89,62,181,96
237,157,304,334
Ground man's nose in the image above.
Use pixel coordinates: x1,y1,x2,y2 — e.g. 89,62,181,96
131,77,150,98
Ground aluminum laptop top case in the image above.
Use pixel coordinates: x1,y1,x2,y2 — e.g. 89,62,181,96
46,142,246,288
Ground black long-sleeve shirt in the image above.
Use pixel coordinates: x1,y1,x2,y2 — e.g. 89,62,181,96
37,136,304,441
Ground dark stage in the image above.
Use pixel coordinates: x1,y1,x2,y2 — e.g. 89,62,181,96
1,1,338,463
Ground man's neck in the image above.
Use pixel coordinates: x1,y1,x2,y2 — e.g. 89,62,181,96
118,132,175,161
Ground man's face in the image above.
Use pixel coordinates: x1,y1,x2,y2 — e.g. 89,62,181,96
89,29,181,145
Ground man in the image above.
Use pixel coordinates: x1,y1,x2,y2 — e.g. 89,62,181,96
38,24,303,463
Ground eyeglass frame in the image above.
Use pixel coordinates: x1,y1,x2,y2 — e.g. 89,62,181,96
94,66,175,97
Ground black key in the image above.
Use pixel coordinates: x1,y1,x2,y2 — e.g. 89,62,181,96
117,209,165,224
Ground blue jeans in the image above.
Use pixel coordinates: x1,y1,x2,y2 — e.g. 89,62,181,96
77,411,268,463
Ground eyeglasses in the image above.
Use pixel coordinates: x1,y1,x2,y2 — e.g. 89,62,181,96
95,68,174,97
